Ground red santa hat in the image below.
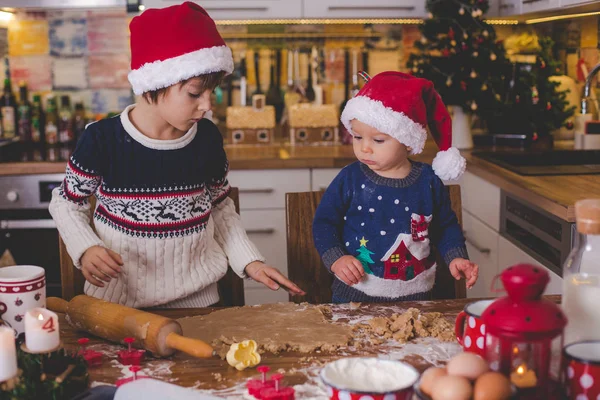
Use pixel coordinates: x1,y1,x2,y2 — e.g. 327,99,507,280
340,71,466,181
128,2,233,96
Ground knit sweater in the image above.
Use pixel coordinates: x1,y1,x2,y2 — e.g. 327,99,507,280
49,105,265,308
313,161,468,302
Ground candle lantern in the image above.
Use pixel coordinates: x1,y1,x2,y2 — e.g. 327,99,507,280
481,264,566,400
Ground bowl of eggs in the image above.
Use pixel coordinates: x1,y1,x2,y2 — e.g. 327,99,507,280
320,357,419,400
414,352,515,400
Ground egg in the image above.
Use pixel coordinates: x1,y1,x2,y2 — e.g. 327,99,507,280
446,352,489,380
430,375,472,400
474,372,512,400
420,367,447,395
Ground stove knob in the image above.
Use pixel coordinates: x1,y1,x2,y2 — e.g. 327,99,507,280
6,191,19,203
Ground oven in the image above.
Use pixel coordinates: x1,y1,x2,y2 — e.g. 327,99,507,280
0,174,65,297
500,190,576,278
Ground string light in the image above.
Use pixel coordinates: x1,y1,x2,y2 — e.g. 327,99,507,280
490,53,497,61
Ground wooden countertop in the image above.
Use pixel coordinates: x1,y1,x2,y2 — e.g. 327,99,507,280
1,140,597,222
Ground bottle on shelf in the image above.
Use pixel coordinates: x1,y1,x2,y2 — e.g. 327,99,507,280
72,100,87,142
31,94,45,143
58,95,74,144
0,77,18,139
45,95,59,145
562,199,600,345
17,82,32,142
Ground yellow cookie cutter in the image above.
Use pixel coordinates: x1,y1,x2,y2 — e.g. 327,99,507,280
226,339,261,371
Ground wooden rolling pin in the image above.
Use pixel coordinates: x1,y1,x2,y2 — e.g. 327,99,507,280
48,295,214,358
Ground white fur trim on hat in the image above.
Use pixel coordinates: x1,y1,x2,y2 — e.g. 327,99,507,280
340,95,428,155
432,147,466,181
128,45,234,95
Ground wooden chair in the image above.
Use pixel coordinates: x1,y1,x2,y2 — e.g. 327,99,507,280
285,185,465,304
58,188,245,307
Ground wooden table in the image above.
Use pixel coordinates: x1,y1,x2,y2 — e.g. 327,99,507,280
58,296,561,398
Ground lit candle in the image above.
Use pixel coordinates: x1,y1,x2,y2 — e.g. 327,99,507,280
24,308,60,353
510,364,538,388
0,326,17,382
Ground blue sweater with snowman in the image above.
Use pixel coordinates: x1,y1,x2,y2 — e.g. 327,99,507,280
312,161,468,302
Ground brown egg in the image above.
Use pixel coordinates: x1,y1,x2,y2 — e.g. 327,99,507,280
474,372,512,400
430,375,473,400
420,367,447,395
446,352,489,380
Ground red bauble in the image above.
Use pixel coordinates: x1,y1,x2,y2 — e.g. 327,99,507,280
448,27,455,40
460,81,467,91
462,43,468,51
442,49,451,57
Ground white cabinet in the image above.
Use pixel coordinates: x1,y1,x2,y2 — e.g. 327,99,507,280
498,236,563,295
311,168,342,191
463,210,500,299
560,0,598,6
521,0,560,13
142,0,302,19
303,0,426,18
497,0,522,16
459,171,501,231
227,169,310,304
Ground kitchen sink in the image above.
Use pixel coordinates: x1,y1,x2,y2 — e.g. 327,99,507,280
472,150,600,175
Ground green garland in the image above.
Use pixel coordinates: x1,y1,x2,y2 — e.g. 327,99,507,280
0,346,89,400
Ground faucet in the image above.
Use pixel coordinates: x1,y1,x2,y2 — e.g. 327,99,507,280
581,63,600,115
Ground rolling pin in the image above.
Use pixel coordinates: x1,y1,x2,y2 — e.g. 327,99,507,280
48,295,214,358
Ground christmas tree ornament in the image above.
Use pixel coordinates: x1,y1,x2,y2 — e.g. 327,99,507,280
472,9,478,17
450,40,457,47
546,102,552,110
471,102,478,111
412,67,418,73
461,81,467,91
481,83,488,91
463,33,469,40
448,27,455,39
516,95,520,103
540,60,546,69
483,30,489,37
490,53,497,61
428,12,433,18
470,70,477,79
459,7,465,15
462,43,468,51
478,36,485,44
420,36,428,44
531,86,539,105
446,78,453,86
473,51,479,57
442,49,451,57
495,93,501,100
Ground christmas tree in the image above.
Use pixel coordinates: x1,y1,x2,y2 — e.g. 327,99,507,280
485,37,575,137
356,237,375,275
407,0,508,114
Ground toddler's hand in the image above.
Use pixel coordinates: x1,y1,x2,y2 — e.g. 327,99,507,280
81,246,123,287
449,258,479,289
245,261,306,296
331,255,365,286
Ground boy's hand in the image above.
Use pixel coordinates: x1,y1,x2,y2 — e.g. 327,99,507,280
449,258,479,289
80,246,123,287
331,255,365,286
245,261,306,296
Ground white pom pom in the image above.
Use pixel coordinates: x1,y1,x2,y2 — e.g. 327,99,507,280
432,147,466,181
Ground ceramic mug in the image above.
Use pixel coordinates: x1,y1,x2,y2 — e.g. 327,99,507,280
455,299,494,357
0,265,46,337
564,341,600,400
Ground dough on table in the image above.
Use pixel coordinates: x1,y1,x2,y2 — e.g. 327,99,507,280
178,303,353,358
361,308,455,343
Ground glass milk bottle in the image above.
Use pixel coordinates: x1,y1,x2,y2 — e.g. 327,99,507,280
563,199,600,345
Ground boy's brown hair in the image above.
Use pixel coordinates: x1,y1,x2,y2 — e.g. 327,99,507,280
142,71,226,104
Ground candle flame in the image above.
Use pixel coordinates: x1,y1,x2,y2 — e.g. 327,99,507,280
37,313,44,321
517,365,525,374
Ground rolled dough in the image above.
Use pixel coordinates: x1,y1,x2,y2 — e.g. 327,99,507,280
178,303,353,358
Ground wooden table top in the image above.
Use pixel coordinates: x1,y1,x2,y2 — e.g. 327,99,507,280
59,296,560,398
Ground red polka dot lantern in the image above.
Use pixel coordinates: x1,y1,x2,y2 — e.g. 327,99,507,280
481,264,567,400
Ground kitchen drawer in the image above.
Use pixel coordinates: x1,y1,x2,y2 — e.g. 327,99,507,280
227,169,310,210
521,0,560,14
463,210,500,299
143,0,302,19
497,0,522,16
303,0,426,18
311,168,342,191
460,171,501,231
498,236,562,295
244,285,288,305
240,209,287,288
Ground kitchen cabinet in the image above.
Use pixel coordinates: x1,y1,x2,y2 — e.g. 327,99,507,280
142,0,302,19
311,168,342,191
560,0,599,6
227,169,310,304
303,0,426,19
521,0,560,14
496,0,522,16
463,210,500,299
459,171,501,232
498,236,563,294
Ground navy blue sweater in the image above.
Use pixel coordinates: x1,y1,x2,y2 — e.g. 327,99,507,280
312,161,468,302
